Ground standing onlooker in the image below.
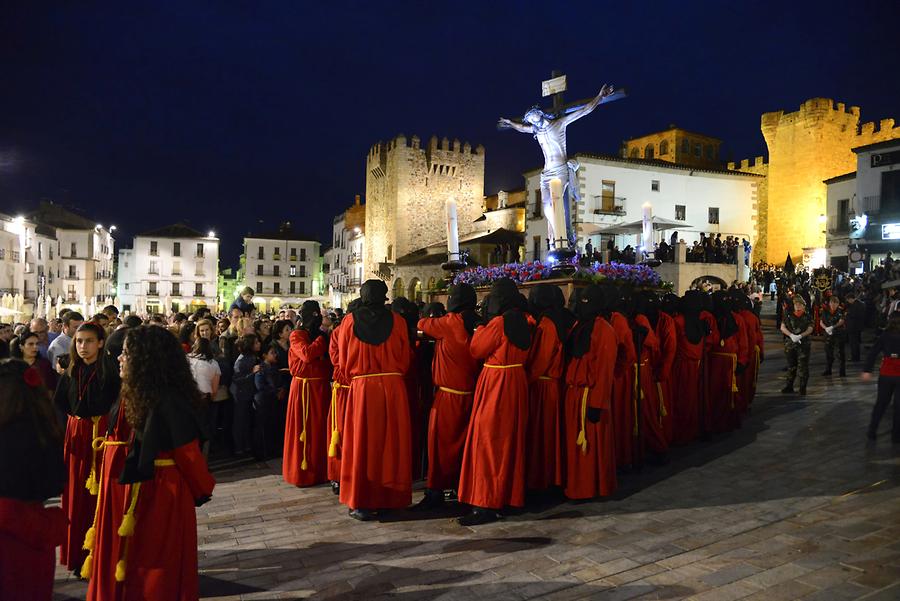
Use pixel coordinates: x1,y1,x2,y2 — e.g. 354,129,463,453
28,318,50,359
188,337,221,453
862,312,900,442
48,311,84,370
230,334,260,455
253,342,285,459
10,331,57,393
844,292,866,362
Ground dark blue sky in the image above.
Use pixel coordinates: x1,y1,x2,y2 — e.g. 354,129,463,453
1,1,898,266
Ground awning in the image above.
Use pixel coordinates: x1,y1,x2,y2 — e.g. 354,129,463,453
582,217,692,236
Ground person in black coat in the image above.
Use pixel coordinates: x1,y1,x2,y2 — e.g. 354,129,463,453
861,311,900,442
844,292,866,362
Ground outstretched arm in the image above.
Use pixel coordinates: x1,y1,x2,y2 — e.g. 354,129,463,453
561,84,614,126
497,117,533,133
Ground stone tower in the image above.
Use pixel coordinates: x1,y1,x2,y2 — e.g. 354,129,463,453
734,98,899,263
364,134,485,279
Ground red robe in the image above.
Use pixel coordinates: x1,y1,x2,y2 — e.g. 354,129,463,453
737,309,763,411
526,318,565,490
634,315,664,456
418,313,477,491
671,315,716,445
61,413,109,571
610,312,637,467
283,329,333,487
0,499,66,600
326,326,350,483
707,312,748,434
119,441,215,601
338,312,413,510
457,316,530,510
86,407,133,601
405,344,423,479
563,317,617,500
654,312,677,445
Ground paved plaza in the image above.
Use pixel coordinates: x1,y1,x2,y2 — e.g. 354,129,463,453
54,312,900,600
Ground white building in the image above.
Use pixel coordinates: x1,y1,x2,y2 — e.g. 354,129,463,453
324,196,366,310
825,139,900,271
523,153,762,262
117,224,219,315
242,222,322,313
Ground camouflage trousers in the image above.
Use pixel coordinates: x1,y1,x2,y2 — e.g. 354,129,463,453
784,341,811,386
824,334,846,373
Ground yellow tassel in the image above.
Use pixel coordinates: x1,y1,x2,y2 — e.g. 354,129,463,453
301,458,308,470
85,470,98,495
83,526,96,551
328,428,340,458
115,559,126,582
80,553,93,579
118,512,136,537
299,430,306,442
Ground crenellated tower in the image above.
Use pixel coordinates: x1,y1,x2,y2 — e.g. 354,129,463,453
364,133,485,280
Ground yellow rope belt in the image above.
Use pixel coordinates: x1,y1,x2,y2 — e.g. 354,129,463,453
328,381,349,458
483,363,524,369
84,416,102,496
656,382,667,425
351,372,403,380
574,386,590,454
294,377,324,470
538,375,555,381
80,437,129,580
632,361,648,436
437,386,473,395
712,351,739,407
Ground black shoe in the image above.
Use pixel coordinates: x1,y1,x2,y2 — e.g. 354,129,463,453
348,508,375,521
822,370,832,376
457,507,500,526
780,385,794,393
411,489,445,511
331,481,340,495
799,386,807,396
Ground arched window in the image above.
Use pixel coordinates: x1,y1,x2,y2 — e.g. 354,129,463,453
644,144,654,159
392,278,405,299
408,278,422,303
659,140,669,155
427,276,436,291
629,147,639,158
681,139,690,153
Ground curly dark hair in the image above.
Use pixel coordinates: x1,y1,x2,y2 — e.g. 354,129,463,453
0,358,61,446
122,325,202,430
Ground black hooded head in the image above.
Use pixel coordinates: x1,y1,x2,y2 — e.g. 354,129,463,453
390,297,419,344
447,283,478,335
660,292,680,316
680,290,706,344
346,299,361,314
300,300,323,341
424,302,446,318
353,280,393,345
484,278,531,350
634,291,660,329
529,283,576,344
569,284,611,358
711,290,738,339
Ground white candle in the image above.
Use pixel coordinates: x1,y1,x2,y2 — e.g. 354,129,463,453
446,198,460,259
641,202,653,258
549,178,565,249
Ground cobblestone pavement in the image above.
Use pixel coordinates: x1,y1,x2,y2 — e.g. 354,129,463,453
54,313,900,600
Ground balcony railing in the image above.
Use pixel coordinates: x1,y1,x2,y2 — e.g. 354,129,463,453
273,253,281,261
64,274,81,280
593,205,626,216
348,252,362,264
172,270,182,276
289,255,297,262
147,290,159,296
0,288,21,295
171,291,182,297
148,269,159,275
827,215,850,235
859,195,880,213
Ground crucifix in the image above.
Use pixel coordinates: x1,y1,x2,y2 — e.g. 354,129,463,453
498,71,626,264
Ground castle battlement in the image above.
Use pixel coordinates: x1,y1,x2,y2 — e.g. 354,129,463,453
727,156,767,172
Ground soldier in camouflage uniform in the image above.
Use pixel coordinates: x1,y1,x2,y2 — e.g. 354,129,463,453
780,296,814,395
819,295,846,377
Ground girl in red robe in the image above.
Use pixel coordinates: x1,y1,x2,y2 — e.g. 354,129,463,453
457,279,532,526
632,296,664,459
283,300,332,487
563,285,618,500
0,360,67,601
610,303,637,468
735,295,764,412
671,291,714,445
526,284,575,492
113,325,215,601
414,284,479,509
392,297,425,479
707,292,749,434
54,322,119,574
326,300,357,495
337,280,412,521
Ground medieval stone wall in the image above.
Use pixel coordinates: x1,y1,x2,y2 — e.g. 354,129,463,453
730,98,899,263
364,133,485,287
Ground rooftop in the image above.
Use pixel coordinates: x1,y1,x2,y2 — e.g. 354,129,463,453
525,152,764,179
852,139,900,154
625,125,723,143
247,221,319,243
28,200,100,230
823,171,857,185
139,223,207,239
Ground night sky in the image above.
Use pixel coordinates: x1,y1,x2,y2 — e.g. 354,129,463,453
1,1,898,266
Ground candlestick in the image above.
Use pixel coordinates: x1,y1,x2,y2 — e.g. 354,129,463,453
641,202,653,259
446,198,460,260
549,178,565,249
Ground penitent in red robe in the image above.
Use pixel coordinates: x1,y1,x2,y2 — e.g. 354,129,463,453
526,317,565,490
737,309,764,412
671,315,714,445
119,441,215,601
609,312,637,468
338,313,413,510
457,316,530,510
707,313,749,434
654,311,677,445
634,315,664,456
327,326,350,483
85,405,132,601
283,329,333,487
563,317,618,500
418,313,477,491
